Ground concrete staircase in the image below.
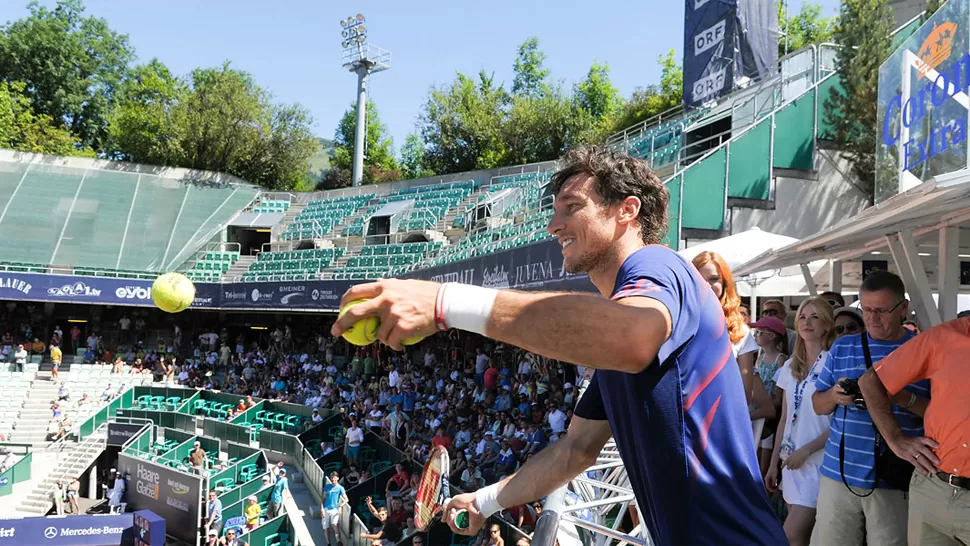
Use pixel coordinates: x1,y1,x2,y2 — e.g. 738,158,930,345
223,255,256,281
15,371,60,447
277,201,307,235
18,426,106,516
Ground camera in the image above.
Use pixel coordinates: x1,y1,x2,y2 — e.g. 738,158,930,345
838,378,867,410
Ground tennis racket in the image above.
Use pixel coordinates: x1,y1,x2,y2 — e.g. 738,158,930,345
413,445,470,532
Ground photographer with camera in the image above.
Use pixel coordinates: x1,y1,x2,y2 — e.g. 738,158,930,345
809,271,930,546
859,314,970,545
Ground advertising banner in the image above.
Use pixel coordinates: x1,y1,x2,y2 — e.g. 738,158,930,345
106,422,148,447
404,238,595,293
876,0,970,203
684,0,738,108
116,453,202,545
217,279,357,310
0,513,133,546
683,0,778,109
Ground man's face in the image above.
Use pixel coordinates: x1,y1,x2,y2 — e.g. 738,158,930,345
548,173,621,274
860,289,907,340
762,302,787,320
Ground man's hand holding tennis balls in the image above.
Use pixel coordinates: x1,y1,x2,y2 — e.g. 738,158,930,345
331,279,441,351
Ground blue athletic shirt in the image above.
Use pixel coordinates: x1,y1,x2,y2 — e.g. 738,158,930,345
323,482,346,511
574,246,786,546
814,332,929,489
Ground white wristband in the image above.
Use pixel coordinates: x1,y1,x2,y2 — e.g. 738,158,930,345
473,482,503,519
439,283,498,336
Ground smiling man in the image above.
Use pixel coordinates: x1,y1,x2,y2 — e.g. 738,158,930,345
331,145,785,545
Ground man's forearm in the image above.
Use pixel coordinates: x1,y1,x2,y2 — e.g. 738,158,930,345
486,291,664,374
859,369,906,445
812,390,837,416
493,433,596,510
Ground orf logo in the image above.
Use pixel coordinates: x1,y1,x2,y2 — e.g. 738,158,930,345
916,22,957,79
44,527,58,539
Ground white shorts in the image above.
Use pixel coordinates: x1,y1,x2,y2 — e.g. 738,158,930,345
321,508,340,529
760,433,774,450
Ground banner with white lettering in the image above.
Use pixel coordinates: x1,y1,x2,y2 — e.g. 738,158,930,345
404,238,595,293
116,453,202,545
0,512,145,546
683,0,778,109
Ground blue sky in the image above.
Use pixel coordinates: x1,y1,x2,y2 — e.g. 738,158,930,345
1,0,840,152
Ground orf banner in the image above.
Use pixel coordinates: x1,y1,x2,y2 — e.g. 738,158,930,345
684,0,738,108
404,238,595,293
117,452,202,545
106,422,148,447
683,0,778,109
0,513,133,546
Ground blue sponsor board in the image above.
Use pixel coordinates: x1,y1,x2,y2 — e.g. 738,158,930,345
0,512,143,546
404,238,595,293
0,240,598,310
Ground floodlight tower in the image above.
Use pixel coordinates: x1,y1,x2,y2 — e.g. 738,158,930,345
340,14,391,187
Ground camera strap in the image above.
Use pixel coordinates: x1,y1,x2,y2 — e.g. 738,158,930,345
839,334,876,498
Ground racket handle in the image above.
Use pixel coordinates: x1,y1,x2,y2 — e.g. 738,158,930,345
455,509,470,530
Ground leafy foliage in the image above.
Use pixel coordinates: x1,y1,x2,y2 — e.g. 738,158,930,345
779,2,837,57
0,0,133,150
826,0,894,202
611,50,683,133
0,80,93,156
512,37,549,98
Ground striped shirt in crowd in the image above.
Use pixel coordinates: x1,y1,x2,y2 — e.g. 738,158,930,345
815,331,930,489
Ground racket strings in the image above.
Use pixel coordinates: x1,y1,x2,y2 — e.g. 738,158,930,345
415,458,444,530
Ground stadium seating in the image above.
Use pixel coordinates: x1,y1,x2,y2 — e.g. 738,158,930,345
333,241,442,280
242,248,346,282
184,251,241,283
0,262,159,280
0,370,32,439
282,194,373,241
428,209,553,268
251,200,290,214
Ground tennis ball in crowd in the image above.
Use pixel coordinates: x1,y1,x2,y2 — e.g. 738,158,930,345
339,299,380,346
151,272,196,313
339,298,426,347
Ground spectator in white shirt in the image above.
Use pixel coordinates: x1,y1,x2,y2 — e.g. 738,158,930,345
388,366,400,389
13,344,27,372
546,403,567,434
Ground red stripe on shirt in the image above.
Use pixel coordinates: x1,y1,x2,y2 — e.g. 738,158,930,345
683,345,730,411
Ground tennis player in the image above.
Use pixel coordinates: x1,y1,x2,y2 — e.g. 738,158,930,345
332,145,787,545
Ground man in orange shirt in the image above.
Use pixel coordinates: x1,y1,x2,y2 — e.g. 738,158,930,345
859,316,970,545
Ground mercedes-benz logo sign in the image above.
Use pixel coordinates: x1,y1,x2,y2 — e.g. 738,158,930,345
44,527,58,539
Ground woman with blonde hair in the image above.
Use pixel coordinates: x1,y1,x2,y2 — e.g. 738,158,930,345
692,251,759,402
766,296,836,546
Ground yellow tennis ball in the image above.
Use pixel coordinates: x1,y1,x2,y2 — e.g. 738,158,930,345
340,299,379,346
402,336,425,346
151,272,196,313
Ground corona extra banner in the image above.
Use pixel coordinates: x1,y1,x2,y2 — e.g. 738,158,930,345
877,0,970,203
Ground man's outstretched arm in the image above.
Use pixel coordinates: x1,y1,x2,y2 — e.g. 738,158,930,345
442,415,613,535
330,279,671,374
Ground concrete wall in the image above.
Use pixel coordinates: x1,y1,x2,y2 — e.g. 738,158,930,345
726,148,870,241
890,0,927,27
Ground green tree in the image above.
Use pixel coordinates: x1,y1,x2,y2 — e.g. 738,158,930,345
612,50,683,132
400,132,433,179
418,71,510,175
0,0,134,150
512,37,549,98
826,0,894,202
574,62,621,120
331,100,399,174
779,2,837,56
106,59,186,165
503,85,579,165
921,0,942,22
108,62,317,190
0,80,92,156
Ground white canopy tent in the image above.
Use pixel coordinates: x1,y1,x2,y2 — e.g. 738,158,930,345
735,171,970,328
678,227,826,301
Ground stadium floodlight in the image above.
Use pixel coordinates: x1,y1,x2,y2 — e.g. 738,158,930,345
340,13,391,188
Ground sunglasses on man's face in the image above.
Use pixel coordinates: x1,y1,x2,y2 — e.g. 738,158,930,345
835,323,860,335
761,309,780,317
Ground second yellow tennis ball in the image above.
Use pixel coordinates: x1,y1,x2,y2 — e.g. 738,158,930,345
339,299,379,346
338,299,426,347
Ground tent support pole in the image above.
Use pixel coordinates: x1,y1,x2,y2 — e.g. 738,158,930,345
938,226,960,322
800,264,818,296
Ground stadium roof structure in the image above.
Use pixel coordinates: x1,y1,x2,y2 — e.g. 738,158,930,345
735,171,970,327
0,151,260,273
